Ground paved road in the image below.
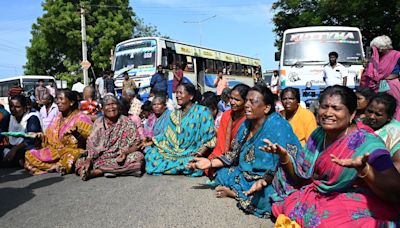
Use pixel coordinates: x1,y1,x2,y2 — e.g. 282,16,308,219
0,168,274,228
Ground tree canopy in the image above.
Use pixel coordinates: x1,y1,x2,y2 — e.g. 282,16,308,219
24,0,164,85
272,0,400,50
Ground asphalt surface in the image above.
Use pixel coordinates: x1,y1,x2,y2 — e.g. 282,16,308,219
0,168,274,228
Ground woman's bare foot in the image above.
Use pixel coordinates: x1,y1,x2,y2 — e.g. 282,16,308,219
56,166,66,176
80,169,89,181
215,186,235,198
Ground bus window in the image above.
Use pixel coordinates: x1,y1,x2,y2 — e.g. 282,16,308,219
22,78,55,94
206,59,216,74
0,79,20,97
185,56,194,72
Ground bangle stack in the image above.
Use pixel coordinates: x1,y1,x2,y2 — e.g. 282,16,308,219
358,163,370,178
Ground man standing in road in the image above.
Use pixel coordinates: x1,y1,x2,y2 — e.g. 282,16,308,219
122,72,137,99
214,70,228,96
104,71,116,95
270,70,280,95
95,74,105,99
35,79,49,106
323,51,348,86
150,65,167,95
255,72,267,87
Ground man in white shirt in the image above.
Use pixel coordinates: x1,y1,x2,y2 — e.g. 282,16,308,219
323,51,348,86
95,74,105,99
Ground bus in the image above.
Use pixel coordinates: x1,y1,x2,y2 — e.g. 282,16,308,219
0,75,56,110
112,37,261,99
276,26,365,105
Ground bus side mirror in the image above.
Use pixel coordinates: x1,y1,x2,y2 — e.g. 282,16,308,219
162,56,168,68
275,51,280,61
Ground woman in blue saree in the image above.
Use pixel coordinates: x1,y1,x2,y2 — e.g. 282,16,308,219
188,85,302,218
144,83,216,176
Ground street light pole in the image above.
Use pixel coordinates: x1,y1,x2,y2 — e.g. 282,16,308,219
80,4,89,86
183,15,216,45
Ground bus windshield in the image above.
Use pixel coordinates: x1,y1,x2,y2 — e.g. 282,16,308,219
114,39,157,74
283,31,363,66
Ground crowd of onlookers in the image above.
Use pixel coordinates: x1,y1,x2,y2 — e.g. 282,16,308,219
0,34,399,227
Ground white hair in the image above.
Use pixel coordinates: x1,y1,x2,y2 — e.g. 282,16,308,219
370,35,393,50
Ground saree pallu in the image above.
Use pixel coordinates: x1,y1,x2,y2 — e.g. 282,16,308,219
205,110,245,177
145,104,216,176
75,115,143,175
152,109,171,136
215,112,302,218
25,111,92,174
272,122,400,227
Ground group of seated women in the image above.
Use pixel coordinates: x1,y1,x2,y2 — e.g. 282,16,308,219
1,82,399,226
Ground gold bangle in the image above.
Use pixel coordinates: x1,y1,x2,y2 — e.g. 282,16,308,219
358,164,370,178
280,155,290,165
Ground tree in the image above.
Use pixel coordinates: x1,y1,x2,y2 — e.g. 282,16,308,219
25,0,164,85
272,0,400,50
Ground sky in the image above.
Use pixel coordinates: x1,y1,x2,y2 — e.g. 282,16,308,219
0,0,278,77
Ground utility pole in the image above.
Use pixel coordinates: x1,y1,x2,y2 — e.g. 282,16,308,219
80,4,89,86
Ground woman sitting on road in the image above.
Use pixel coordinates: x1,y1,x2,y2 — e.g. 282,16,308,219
205,84,250,178
75,95,144,180
145,83,216,176
1,95,42,167
261,85,400,227
25,89,93,175
364,92,400,172
280,87,317,146
187,85,302,218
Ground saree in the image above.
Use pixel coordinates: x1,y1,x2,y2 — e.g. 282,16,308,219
363,47,400,120
75,115,144,175
272,121,400,227
205,110,245,177
25,110,93,174
143,113,157,138
145,104,216,176
152,109,171,136
376,119,400,156
215,112,302,218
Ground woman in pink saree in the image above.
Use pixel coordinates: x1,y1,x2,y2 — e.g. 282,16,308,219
259,86,400,227
362,35,400,120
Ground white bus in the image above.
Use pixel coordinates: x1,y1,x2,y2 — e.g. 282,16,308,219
277,26,365,105
0,75,56,110
112,37,261,99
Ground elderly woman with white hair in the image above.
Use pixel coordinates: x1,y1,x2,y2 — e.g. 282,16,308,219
362,35,400,120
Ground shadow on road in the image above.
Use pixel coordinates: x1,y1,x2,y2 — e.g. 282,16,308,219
0,168,31,184
0,176,64,217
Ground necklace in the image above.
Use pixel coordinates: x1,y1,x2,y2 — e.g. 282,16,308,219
323,127,349,151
